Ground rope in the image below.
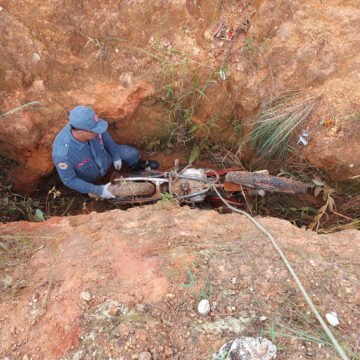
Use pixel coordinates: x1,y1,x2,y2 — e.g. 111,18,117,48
211,184,349,360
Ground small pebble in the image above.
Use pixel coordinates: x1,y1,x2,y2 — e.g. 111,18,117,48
198,299,210,316
260,316,267,322
80,291,92,302
139,352,152,360
33,53,41,62
326,312,339,327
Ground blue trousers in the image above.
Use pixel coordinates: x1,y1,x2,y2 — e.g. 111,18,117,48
117,145,140,167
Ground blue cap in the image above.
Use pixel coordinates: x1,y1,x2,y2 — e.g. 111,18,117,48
69,106,108,133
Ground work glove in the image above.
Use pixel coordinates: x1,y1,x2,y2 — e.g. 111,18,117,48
100,182,115,199
113,159,122,171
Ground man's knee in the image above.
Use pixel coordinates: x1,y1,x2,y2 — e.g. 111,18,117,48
117,145,140,166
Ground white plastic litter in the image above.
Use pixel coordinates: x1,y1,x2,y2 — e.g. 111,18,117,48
298,129,309,146
219,69,226,80
297,135,308,146
302,130,309,137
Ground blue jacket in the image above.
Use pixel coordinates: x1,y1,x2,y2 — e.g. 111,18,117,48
52,124,121,195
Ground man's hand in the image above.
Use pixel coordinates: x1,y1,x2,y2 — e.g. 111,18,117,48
100,183,115,199
113,159,122,171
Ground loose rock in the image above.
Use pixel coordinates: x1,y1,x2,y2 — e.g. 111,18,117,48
33,53,41,62
326,312,339,327
139,351,152,360
212,337,277,360
80,291,92,302
198,299,210,316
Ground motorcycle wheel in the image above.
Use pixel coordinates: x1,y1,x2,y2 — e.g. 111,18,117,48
109,181,155,198
225,171,308,195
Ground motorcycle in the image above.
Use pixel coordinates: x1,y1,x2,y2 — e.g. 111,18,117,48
106,160,308,207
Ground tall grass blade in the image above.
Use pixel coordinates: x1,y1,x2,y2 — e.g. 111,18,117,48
263,331,331,345
277,323,331,344
270,323,276,344
1,101,41,118
243,91,319,161
185,259,195,283
196,89,209,100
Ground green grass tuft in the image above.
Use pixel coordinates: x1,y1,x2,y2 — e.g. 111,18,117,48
245,91,319,161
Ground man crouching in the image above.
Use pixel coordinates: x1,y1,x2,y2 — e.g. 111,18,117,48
52,105,159,199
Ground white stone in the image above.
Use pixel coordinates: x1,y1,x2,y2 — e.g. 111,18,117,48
139,352,152,360
2,275,13,288
72,351,85,360
33,53,41,62
259,316,267,322
80,291,92,302
213,337,277,360
198,299,211,316
326,312,339,327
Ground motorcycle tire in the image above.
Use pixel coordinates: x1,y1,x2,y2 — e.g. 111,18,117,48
109,181,155,198
225,171,308,195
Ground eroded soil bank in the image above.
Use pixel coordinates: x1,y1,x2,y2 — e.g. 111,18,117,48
0,203,359,359
1,0,360,192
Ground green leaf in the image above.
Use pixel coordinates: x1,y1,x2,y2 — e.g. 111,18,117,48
165,87,174,97
35,209,45,222
271,323,276,344
185,260,195,283
137,48,162,61
196,89,209,100
189,145,200,164
201,273,209,293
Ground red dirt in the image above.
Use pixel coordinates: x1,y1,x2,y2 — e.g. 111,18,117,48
1,204,359,359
